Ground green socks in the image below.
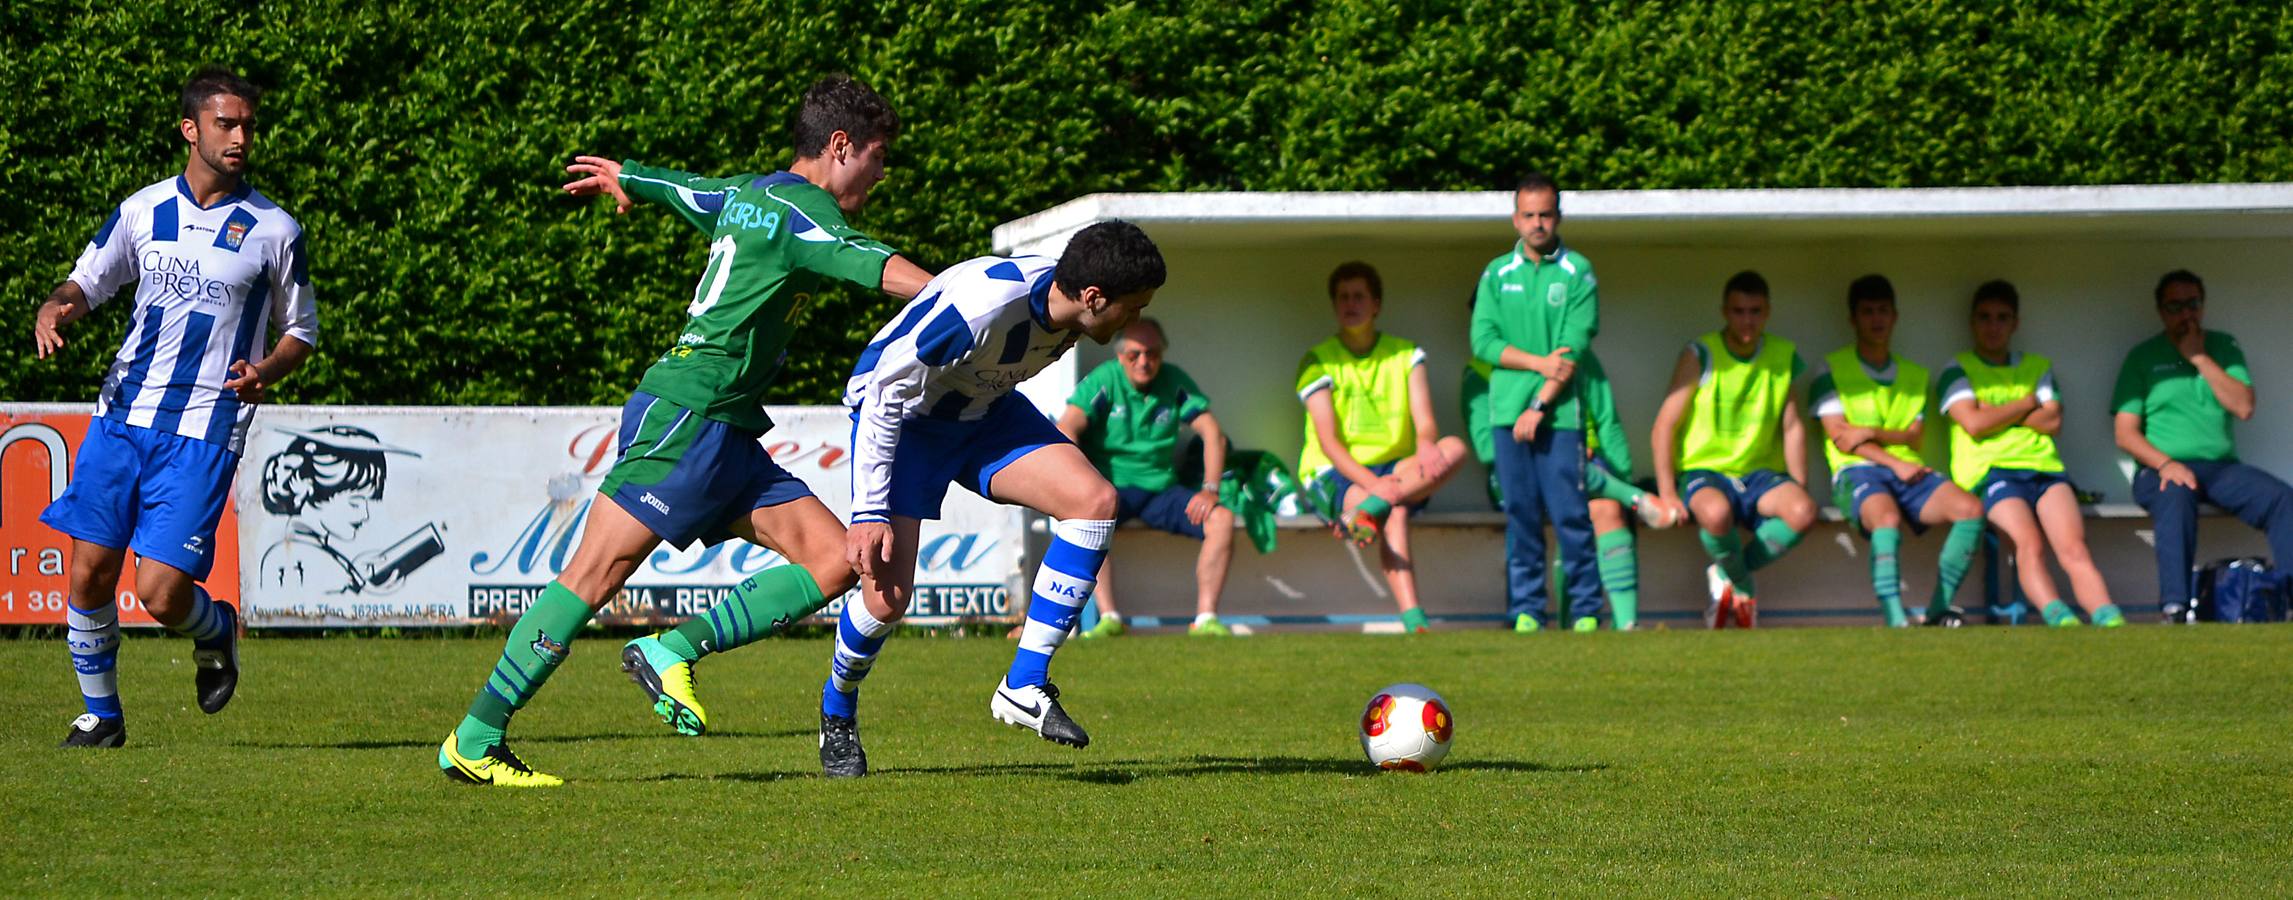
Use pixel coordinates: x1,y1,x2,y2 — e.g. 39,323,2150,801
1355,494,1394,522
1590,469,1647,507
457,581,596,754
1698,529,1754,595
1399,607,1430,632
1595,529,1639,630
661,565,828,661
1742,518,1805,572
1870,527,1906,627
1931,519,1983,618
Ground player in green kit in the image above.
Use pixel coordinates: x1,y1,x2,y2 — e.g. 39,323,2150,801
1299,262,1469,633
1651,271,1818,629
436,76,936,786
1573,350,1682,631
1059,318,1236,637
1809,276,1986,628
1939,280,2123,628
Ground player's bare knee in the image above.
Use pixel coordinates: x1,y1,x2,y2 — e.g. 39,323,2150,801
1587,500,1625,533
1073,481,1120,521
1206,506,1235,529
1864,507,1902,531
1780,499,1817,531
805,558,858,599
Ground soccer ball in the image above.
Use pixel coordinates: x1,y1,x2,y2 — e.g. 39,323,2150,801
1359,683,1453,772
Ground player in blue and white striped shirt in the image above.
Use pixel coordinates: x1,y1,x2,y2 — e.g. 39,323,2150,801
819,221,1164,777
32,68,319,749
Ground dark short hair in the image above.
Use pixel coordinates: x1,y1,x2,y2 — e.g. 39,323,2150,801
180,66,259,121
1516,172,1560,196
1972,279,2019,314
1847,274,1895,313
1327,261,1382,300
2154,269,2204,306
1723,270,1769,299
792,75,899,159
1055,220,1165,299
1120,317,1168,349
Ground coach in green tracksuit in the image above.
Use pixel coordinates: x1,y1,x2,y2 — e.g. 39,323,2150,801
1651,271,1817,629
1810,275,1985,627
1941,280,2122,627
1470,173,1600,633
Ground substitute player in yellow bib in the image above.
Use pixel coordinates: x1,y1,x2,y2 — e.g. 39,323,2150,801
1939,280,2123,627
1810,276,1986,627
1297,262,1469,633
1651,271,1817,628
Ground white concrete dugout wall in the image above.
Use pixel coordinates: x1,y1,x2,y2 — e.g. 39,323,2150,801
994,185,2293,629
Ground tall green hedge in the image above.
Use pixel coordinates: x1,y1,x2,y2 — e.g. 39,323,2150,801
7,0,2290,407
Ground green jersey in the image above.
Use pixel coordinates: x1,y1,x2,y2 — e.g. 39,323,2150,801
1577,351,1635,479
1938,351,2063,489
620,163,897,433
1461,358,1495,464
1069,360,1212,492
1677,333,1805,477
1470,240,1599,432
1296,333,1424,478
1809,348,1929,477
2112,331,2251,464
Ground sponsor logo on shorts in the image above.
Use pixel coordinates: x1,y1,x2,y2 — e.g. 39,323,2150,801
182,535,207,556
639,492,672,514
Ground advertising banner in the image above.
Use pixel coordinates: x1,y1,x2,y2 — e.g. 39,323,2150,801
232,406,1026,627
0,406,241,626
0,404,1025,628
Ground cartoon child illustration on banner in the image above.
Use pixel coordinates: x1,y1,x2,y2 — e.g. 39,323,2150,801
257,425,445,595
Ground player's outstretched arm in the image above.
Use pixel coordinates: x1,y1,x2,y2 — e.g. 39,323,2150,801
32,281,91,359
600,158,751,233
880,256,934,300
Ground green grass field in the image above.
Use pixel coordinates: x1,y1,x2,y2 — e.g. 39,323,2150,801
5,626,2291,896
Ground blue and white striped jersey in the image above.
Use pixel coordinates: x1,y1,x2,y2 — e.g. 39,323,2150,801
69,176,318,454
844,255,1079,520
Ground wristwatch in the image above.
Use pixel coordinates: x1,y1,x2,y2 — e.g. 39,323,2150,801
1527,396,1549,414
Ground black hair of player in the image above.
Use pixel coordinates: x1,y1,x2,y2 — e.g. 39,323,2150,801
1723,270,1769,299
1516,172,1561,196
1847,274,1895,314
1327,261,1382,300
2154,269,2204,306
792,75,900,160
180,66,259,122
1056,220,1166,299
1972,279,2019,314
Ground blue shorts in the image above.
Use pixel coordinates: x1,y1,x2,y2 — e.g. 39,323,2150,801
1116,485,1206,540
1833,466,1947,536
1309,460,1428,519
40,416,238,580
1976,467,2071,513
881,397,1069,521
599,393,817,550
1679,468,1794,530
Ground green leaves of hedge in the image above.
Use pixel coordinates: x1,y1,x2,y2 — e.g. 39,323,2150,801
8,0,2288,407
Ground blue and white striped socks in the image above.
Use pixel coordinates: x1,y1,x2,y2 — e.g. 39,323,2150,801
1006,518,1113,689
66,602,121,720
170,585,231,646
822,599,893,719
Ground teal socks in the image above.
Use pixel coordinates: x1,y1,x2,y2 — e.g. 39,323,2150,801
457,581,595,754
1870,527,1906,627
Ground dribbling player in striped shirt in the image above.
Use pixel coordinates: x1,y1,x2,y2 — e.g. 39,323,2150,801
34,68,320,748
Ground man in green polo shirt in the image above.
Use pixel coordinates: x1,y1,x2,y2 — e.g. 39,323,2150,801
1056,318,1236,638
1470,172,1602,633
1810,275,1985,628
2113,269,2293,622
1651,270,1817,629
1942,279,2123,627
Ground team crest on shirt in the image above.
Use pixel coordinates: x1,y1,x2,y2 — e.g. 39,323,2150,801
1546,283,1567,307
224,220,249,250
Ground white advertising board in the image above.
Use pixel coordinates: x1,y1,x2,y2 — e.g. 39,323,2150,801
230,405,1024,627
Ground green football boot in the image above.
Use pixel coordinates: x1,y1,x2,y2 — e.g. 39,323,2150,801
621,635,708,736
1188,616,1231,637
1513,613,1542,634
1080,615,1127,640
1571,616,1597,633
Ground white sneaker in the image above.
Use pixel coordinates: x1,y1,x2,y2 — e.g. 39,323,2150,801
990,680,1090,748
1703,564,1735,630
1632,494,1680,529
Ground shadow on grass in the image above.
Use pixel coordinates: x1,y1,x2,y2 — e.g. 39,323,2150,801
611,755,1603,784
238,728,813,751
